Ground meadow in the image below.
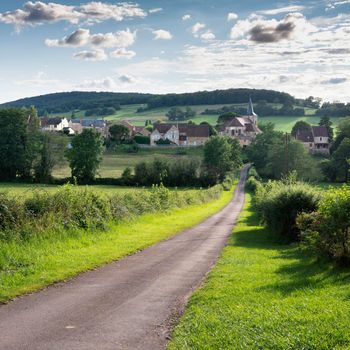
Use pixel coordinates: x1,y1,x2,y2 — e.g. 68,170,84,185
51,103,340,134
51,146,203,179
169,194,350,349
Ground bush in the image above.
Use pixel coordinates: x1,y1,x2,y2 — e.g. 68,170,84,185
255,180,321,241
222,176,233,191
0,184,223,241
297,186,350,265
245,176,260,192
134,135,150,145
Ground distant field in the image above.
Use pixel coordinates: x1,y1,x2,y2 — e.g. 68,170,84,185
48,103,343,133
259,116,341,132
52,147,203,179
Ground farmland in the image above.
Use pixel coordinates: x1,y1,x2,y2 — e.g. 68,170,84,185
53,103,341,133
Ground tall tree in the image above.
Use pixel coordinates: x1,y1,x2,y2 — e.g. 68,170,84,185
319,115,334,141
0,109,26,180
66,129,104,182
109,124,130,144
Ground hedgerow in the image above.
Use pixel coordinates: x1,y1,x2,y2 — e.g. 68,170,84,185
0,184,223,241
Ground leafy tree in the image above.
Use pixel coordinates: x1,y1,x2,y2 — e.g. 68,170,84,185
245,123,284,176
332,137,350,182
217,112,239,126
109,124,130,144
291,120,311,137
204,136,241,182
166,107,185,121
266,139,317,180
35,133,69,182
185,106,196,118
319,115,334,141
66,129,104,182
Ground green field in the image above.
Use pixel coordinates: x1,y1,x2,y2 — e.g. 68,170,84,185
52,147,203,179
169,194,350,349
50,103,337,134
0,188,233,303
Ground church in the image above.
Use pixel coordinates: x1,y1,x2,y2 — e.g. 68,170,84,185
219,97,262,146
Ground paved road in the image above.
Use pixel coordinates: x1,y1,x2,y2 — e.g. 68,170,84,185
0,166,249,350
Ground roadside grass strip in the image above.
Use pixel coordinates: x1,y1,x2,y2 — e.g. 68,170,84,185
169,194,350,350
0,190,233,303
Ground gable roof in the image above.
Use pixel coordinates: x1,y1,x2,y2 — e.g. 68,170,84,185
296,129,314,143
178,124,209,138
41,117,63,127
312,125,329,137
81,119,106,127
224,117,245,128
153,124,175,134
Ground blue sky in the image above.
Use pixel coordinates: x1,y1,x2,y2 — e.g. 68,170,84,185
0,0,349,103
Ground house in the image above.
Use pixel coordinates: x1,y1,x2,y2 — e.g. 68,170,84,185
81,119,108,136
116,121,151,137
150,123,209,146
41,117,69,132
295,125,330,155
219,97,262,146
68,119,83,134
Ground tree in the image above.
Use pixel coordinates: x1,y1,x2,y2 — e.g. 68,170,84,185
185,107,196,118
217,112,239,126
109,124,130,144
35,133,69,183
291,121,311,137
266,139,317,180
0,108,42,181
332,138,350,182
166,107,185,121
319,116,334,141
204,136,241,182
66,129,104,182
245,123,284,176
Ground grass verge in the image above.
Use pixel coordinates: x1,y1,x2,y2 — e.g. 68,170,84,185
0,189,233,303
168,194,350,350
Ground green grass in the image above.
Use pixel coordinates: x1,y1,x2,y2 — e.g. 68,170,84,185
0,189,234,303
169,194,350,350
260,116,341,133
52,147,203,178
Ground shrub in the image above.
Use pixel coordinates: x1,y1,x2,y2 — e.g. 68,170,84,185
297,186,350,265
222,176,233,191
256,181,321,241
0,193,24,232
134,135,150,145
245,176,260,192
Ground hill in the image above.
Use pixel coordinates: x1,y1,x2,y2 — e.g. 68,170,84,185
1,88,297,116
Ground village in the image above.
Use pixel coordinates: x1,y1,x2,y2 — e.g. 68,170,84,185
39,98,332,155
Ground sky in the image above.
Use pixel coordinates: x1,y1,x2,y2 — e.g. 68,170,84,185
0,0,349,103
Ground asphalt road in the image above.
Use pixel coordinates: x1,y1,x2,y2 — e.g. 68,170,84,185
0,166,249,350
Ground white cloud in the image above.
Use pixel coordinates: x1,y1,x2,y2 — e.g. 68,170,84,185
227,12,238,21
110,48,136,59
46,28,136,48
152,29,173,40
73,49,107,61
119,74,136,83
182,14,191,21
326,0,350,10
200,31,215,40
149,8,162,14
191,22,206,37
0,1,146,28
257,5,306,16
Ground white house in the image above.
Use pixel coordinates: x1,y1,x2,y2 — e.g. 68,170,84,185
41,117,69,132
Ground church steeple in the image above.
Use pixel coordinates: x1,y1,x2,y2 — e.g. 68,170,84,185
247,96,257,116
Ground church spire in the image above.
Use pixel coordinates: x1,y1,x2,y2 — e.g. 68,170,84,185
247,96,257,116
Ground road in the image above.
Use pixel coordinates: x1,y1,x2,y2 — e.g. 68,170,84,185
0,166,249,350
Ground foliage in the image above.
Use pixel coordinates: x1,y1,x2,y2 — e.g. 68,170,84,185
0,108,42,181
0,183,223,241
291,120,311,137
255,177,321,241
109,124,130,144
319,115,334,141
66,129,104,182
35,133,69,183
297,186,350,265
134,135,150,144
203,136,242,183
85,106,119,117
316,101,350,118
166,106,196,121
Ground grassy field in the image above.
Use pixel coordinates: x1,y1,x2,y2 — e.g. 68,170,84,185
169,194,350,350
0,188,234,303
50,103,334,133
52,147,203,178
